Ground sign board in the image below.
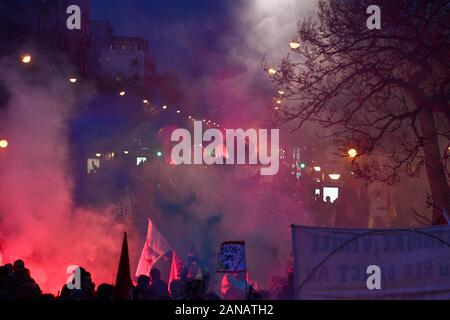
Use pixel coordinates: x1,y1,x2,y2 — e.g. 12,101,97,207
217,241,247,273
291,225,450,299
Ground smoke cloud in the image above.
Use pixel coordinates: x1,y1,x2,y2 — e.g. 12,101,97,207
0,55,135,294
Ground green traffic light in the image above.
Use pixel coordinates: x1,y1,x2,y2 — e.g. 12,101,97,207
156,151,163,157
300,162,306,169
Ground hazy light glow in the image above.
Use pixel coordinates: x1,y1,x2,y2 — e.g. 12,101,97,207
347,148,357,158
162,105,167,109
21,55,31,63
313,166,321,172
0,139,8,148
328,173,341,180
289,41,300,49
69,78,78,83
268,68,277,75
119,91,126,96
95,153,101,157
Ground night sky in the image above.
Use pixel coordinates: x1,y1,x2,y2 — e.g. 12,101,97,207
89,0,315,126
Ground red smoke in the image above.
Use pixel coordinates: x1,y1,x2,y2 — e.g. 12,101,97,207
0,57,137,294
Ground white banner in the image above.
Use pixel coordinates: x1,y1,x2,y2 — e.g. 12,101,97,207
291,225,450,300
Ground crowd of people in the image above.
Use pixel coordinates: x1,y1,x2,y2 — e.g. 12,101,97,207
0,258,294,300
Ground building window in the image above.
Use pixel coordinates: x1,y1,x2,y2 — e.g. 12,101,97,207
131,57,139,66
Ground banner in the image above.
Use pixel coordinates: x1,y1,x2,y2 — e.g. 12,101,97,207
135,218,172,277
291,225,450,300
217,241,247,273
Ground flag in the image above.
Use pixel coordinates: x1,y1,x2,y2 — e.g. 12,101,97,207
114,232,132,300
135,218,172,277
168,250,183,290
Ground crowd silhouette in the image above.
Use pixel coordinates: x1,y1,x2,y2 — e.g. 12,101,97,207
0,258,295,300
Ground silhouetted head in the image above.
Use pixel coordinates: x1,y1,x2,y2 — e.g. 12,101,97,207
13,259,25,271
170,280,186,300
137,275,150,289
96,283,114,300
150,268,161,282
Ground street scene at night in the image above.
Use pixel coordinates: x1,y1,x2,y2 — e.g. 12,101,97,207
0,0,449,313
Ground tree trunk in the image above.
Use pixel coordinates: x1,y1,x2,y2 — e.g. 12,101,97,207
418,109,450,223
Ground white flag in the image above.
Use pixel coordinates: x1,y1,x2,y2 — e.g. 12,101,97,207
135,218,172,277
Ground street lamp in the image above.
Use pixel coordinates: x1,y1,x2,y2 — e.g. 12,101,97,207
162,105,167,110
289,41,300,49
69,77,78,83
268,68,277,75
119,91,126,96
21,55,32,64
328,173,341,180
142,99,149,104
313,166,321,172
0,139,8,148
347,148,357,158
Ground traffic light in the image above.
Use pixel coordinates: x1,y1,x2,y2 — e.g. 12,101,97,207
300,162,306,169
156,150,163,157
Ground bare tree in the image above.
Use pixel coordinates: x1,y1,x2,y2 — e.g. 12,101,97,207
268,0,450,222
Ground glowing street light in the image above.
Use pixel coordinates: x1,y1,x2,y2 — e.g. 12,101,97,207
347,148,357,158
328,173,341,180
268,68,277,75
162,105,167,110
142,99,149,104
69,77,78,83
119,91,126,96
95,153,101,157
123,150,129,155
0,139,8,148
21,55,32,64
278,90,285,95
176,110,181,114
289,41,300,49
313,166,321,172
274,106,279,110
276,99,282,104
